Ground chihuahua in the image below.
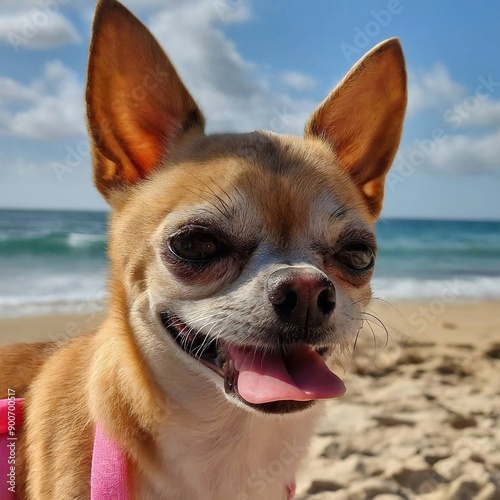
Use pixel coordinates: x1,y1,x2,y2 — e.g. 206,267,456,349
0,0,406,498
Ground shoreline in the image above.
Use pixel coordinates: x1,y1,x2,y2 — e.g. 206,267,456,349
1,300,498,348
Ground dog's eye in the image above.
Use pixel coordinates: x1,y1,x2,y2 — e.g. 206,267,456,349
335,243,374,271
169,230,223,262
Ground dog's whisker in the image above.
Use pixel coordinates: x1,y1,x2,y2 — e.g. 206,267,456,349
362,314,378,349
362,312,390,347
192,321,220,358
180,185,232,222
353,324,362,353
184,172,234,221
204,174,235,217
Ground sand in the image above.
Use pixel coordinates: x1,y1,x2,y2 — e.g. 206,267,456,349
297,301,500,500
1,301,499,499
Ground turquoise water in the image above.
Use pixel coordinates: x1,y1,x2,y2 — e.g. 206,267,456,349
0,210,107,317
374,218,500,301
0,209,499,316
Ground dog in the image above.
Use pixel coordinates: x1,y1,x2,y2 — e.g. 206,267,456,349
0,0,407,498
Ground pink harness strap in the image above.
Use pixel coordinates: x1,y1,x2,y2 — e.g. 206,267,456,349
91,423,130,500
0,398,129,500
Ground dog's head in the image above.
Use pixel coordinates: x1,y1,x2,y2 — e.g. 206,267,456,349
86,0,406,414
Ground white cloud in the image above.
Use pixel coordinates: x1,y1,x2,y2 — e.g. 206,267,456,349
0,61,85,140
281,71,317,92
408,64,465,116
428,130,500,174
0,10,80,50
126,0,252,23
2,0,72,6
0,0,319,143
111,0,169,7
454,98,500,128
404,65,500,174
146,0,315,136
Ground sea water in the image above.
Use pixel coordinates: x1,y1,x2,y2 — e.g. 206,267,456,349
0,210,499,317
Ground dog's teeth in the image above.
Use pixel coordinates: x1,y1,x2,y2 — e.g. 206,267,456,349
224,359,237,395
214,352,225,369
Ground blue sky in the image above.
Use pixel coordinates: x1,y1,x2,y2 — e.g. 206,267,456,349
1,0,499,220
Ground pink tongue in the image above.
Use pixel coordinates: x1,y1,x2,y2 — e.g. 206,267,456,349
227,345,346,404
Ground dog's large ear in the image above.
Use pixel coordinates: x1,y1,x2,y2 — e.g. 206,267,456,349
305,38,406,219
86,0,205,202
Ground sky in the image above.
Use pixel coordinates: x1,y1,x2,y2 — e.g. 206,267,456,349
0,0,500,220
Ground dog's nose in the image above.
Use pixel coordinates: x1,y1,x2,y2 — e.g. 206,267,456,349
267,267,336,329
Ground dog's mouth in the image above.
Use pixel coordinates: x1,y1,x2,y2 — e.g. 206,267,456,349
160,312,345,413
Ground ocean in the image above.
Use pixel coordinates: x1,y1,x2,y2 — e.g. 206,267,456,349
0,209,499,318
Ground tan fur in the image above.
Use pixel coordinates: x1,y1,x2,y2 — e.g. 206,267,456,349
0,0,406,498
0,342,57,396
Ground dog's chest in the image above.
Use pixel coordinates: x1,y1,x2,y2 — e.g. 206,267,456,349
137,410,318,500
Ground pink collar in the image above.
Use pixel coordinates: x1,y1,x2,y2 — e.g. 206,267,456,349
2,398,294,499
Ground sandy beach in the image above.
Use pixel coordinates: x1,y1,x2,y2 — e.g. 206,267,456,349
1,300,499,499
297,300,500,500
